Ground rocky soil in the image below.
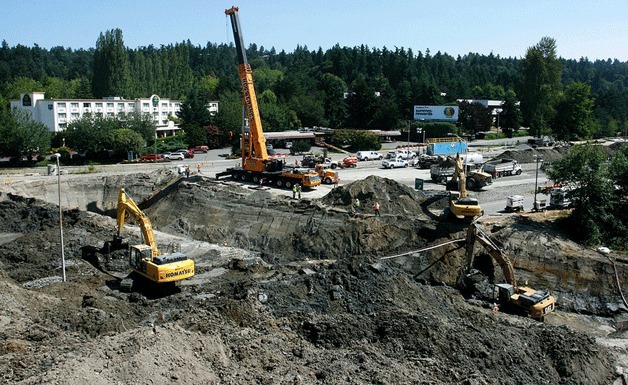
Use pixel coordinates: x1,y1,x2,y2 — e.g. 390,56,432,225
0,169,626,384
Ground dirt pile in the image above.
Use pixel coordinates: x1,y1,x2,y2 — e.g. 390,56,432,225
0,175,626,384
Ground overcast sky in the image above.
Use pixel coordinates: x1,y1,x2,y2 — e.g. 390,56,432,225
2,0,626,61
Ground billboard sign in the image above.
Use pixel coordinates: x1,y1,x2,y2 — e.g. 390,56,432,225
413,105,459,121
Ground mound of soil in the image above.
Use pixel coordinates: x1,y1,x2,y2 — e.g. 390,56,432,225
0,174,625,384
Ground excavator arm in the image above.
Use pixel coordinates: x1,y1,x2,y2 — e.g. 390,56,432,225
225,6,268,166
466,224,516,287
452,154,468,198
117,188,160,258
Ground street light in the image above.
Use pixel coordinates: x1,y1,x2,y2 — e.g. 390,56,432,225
54,153,67,282
533,155,543,212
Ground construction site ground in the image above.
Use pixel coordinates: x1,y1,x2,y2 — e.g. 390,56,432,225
0,142,626,384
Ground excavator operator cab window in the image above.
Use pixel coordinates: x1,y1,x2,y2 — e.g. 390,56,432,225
129,246,151,271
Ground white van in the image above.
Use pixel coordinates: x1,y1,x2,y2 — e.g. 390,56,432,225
356,151,383,161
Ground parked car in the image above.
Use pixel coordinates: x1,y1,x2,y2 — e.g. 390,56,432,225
159,152,172,160
382,157,409,169
169,152,186,161
192,145,209,153
356,151,383,161
140,153,163,161
175,149,194,158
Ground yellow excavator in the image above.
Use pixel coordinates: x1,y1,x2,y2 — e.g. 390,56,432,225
110,188,194,291
465,223,555,320
446,153,483,219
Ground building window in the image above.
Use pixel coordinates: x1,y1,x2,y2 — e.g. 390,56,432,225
71,113,80,120
142,103,149,108
106,102,114,108
58,113,67,119
59,123,67,130
71,102,79,108
58,102,66,108
83,103,91,108
95,102,103,108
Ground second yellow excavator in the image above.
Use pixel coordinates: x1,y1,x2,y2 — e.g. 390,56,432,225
465,223,555,321
446,153,483,219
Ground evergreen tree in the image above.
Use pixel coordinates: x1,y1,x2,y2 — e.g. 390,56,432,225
520,37,562,137
92,29,130,98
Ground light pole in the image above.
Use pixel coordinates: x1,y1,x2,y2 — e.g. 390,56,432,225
154,128,158,163
407,120,411,147
533,155,543,212
54,153,66,282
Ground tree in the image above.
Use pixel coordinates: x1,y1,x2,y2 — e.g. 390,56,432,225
92,29,130,98
0,108,51,160
520,37,562,137
179,87,212,146
458,100,491,134
107,128,144,157
550,82,595,141
500,89,522,134
547,144,625,246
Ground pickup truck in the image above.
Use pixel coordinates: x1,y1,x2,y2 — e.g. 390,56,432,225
382,157,408,169
391,149,417,160
483,159,522,178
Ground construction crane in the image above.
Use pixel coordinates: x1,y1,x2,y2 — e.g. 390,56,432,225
446,153,483,219
217,7,321,189
111,188,194,291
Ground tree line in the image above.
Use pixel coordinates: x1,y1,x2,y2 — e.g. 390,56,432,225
0,31,626,158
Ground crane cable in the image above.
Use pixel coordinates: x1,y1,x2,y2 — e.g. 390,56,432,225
607,255,628,310
380,238,465,260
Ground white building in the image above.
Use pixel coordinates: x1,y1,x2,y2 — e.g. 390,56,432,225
11,92,219,137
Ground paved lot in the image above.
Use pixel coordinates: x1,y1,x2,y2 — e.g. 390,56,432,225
1,138,549,215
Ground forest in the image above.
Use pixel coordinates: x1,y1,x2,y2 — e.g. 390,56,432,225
0,29,626,158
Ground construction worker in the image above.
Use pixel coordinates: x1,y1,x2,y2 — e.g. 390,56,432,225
196,163,201,174
353,198,361,213
373,202,381,217
185,166,190,178
333,176,339,188
296,184,302,199
293,184,298,199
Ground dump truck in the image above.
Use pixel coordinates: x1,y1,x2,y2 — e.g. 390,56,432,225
483,159,522,178
314,164,338,184
431,156,492,191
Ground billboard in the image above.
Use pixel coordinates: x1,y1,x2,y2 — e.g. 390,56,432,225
413,105,459,121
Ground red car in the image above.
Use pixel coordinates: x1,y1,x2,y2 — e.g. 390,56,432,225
140,153,163,161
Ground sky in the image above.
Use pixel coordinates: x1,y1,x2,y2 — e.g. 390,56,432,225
2,0,627,61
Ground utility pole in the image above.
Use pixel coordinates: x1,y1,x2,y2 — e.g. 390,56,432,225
54,153,66,282
533,155,543,212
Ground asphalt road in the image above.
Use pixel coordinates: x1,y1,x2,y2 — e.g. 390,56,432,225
1,138,549,216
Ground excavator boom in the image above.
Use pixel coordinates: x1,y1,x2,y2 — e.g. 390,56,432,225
117,188,159,257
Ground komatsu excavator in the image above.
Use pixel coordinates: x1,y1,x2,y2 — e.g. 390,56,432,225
108,188,194,291
465,223,555,321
